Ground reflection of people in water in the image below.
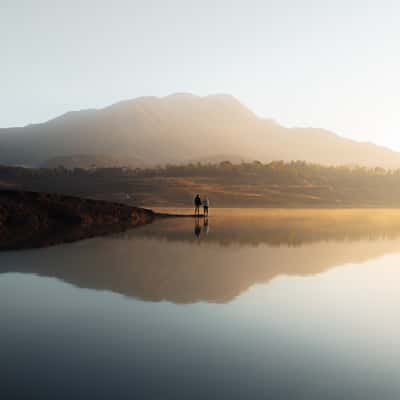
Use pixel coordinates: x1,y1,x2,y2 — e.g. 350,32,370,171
194,218,202,239
194,194,202,216
203,197,209,217
203,218,209,235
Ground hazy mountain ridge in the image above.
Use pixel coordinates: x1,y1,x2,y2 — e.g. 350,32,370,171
42,154,146,169
0,93,399,168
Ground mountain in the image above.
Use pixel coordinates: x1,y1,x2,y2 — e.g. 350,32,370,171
41,154,146,169
1,93,400,168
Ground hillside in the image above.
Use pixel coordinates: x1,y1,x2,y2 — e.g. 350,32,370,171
1,93,400,168
2,162,400,208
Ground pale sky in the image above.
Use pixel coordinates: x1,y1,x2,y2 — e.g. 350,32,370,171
1,0,399,149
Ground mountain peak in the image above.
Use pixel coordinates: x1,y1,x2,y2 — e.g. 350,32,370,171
165,92,199,99
0,93,399,169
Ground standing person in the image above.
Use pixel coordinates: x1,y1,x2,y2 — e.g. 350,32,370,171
203,197,209,217
194,194,202,216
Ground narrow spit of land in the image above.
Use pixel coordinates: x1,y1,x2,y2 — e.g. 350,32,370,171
0,190,199,251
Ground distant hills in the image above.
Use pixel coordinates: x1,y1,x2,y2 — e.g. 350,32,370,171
1,93,400,168
3,161,400,208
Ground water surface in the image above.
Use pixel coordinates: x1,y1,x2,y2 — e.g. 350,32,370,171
2,209,400,399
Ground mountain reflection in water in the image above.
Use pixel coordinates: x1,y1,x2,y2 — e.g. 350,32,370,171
2,209,400,303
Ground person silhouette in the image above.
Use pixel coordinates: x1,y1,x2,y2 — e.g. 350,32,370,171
203,197,209,217
194,194,201,216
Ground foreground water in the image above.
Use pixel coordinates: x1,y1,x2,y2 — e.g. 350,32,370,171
2,209,400,399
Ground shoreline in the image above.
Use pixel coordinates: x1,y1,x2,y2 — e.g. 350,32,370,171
3,190,400,251
0,190,199,251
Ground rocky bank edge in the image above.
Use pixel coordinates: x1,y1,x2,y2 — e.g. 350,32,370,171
0,191,156,250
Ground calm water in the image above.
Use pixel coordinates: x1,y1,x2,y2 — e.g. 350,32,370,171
2,209,400,399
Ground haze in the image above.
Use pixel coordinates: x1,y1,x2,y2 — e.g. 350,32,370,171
1,0,399,150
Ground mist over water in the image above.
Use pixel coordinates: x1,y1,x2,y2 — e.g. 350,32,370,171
2,209,400,399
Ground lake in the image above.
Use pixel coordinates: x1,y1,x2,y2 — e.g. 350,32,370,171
2,208,400,399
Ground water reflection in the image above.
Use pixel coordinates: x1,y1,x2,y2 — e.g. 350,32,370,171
203,217,209,235
193,216,209,239
194,217,202,239
3,209,400,400
2,209,400,303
